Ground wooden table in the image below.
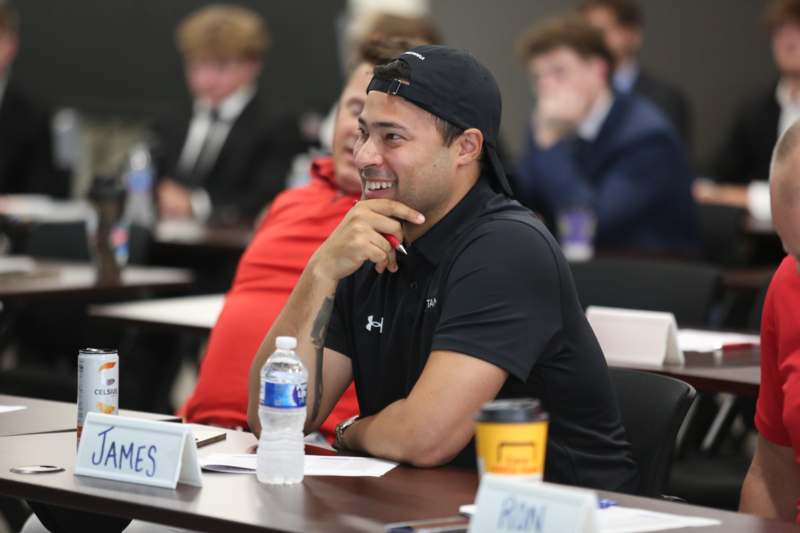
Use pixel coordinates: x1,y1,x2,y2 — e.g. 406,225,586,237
720,267,774,292
0,395,180,437
153,220,251,253
0,194,250,260
615,349,760,397
0,429,794,532
0,260,193,302
150,221,250,293
89,294,224,334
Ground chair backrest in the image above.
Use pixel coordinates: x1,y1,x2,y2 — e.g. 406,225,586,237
24,221,151,264
747,272,774,331
609,367,696,497
569,257,720,326
24,221,90,261
696,204,748,266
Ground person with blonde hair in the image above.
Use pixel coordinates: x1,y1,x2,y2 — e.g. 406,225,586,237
155,4,298,226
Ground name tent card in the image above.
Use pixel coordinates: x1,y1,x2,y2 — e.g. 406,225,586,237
586,306,684,366
469,476,598,533
75,412,203,489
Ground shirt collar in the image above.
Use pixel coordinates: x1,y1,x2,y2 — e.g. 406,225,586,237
577,89,614,142
410,178,497,266
613,61,640,94
311,156,336,185
776,79,800,109
194,84,256,122
311,156,361,199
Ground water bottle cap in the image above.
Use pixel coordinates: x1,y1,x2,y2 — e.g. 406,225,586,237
275,336,297,350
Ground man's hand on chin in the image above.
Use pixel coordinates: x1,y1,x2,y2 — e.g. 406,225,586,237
533,91,586,148
310,198,425,281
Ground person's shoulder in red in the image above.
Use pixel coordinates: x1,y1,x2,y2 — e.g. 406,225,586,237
179,156,361,439
756,255,800,450
254,157,343,231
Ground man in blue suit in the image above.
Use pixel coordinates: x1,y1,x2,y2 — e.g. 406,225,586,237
514,15,698,255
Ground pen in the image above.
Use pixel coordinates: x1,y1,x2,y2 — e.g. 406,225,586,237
352,200,408,255
383,233,408,255
720,342,758,352
597,498,617,509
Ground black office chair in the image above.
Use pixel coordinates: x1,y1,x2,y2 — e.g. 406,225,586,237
609,367,696,497
23,220,91,261
696,204,749,267
23,221,151,264
570,257,721,326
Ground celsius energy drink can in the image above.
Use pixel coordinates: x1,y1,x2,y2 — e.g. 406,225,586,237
77,348,119,440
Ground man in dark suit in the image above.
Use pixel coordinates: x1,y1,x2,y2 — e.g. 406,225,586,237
695,0,800,222
580,0,691,144
155,5,299,227
0,2,67,198
514,15,698,255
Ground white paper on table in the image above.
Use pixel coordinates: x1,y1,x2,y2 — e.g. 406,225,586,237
200,453,397,477
678,329,760,353
0,405,25,414
155,220,205,241
598,506,720,532
0,257,35,275
459,504,719,533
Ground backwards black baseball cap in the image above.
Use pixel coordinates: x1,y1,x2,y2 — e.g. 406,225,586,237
366,44,513,197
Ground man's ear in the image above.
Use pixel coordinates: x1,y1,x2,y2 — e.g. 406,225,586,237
588,56,609,84
628,28,644,52
245,60,263,81
0,33,18,73
455,128,484,166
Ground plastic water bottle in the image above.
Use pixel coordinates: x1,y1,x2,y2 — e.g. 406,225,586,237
52,108,83,178
257,336,307,485
123,142,156,229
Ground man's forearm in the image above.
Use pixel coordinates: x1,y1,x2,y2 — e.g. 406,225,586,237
342,399,462,468
740,468,786,520
739,439,800,522
247,260,338,436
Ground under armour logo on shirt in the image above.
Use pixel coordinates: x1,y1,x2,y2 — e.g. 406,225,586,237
365,315,384,334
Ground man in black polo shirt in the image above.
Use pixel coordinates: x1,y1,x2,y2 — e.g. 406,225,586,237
247,45,639,492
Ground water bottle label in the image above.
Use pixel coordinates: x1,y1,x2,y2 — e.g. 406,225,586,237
263,382,307,408
111,224,129,265
128,169,153,192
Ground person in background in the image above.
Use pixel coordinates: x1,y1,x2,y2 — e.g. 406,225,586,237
0,0,67,198
580,0,691,144
154,4,300,227
337,0,437,75
514,15,698,256
179,37,423,442
739,120,800,523
697,0,800,223
316,0,441,157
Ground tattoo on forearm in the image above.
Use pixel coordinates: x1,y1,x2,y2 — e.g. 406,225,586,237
309,297,334,423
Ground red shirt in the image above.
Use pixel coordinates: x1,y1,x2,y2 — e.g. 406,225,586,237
755,255,800,523
180,157,359,440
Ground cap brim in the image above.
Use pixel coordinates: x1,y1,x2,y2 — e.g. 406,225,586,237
486,146,513,197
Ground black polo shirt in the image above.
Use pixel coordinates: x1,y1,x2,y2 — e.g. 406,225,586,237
325,177,639,493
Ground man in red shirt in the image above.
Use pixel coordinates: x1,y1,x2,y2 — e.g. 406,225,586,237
179,38,417,440
740,119,800,522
